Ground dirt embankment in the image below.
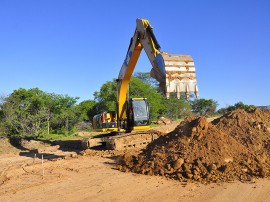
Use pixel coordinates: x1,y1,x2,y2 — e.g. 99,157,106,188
118,109,270,183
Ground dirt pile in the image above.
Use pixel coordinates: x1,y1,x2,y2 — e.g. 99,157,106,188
0,138,21,154
118,108,270,183
213,109,270,152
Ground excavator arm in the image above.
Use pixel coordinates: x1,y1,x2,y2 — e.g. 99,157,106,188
117,19,199,125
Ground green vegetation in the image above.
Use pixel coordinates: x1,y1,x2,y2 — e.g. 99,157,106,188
0,72,254,140
0,88,94,139
190,98,218,116
217,101,255,115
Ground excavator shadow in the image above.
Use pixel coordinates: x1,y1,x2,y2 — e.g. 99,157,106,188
19,151,66,160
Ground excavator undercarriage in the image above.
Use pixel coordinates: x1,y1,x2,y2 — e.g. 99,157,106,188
81,130,162,150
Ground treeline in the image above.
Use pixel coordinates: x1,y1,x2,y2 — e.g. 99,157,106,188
0,88,95,138
0,73,254,138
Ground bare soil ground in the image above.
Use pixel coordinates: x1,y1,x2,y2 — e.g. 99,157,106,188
1,153,270,202
1,111,270,202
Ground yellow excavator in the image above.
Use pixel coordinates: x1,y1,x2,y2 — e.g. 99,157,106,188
83,18,199,150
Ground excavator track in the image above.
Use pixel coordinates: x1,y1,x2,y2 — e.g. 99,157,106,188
81,130,162,150
106,130,161,150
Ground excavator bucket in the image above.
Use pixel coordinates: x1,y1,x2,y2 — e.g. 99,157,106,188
151,52,199,99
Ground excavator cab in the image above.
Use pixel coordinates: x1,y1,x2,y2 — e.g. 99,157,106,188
126,98,150,132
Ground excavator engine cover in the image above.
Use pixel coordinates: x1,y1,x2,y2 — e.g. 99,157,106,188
151,53,199,99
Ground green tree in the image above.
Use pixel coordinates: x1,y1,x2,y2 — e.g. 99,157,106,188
190,98,218,116
40,93,63,135
133,72,159,87
0,94,4,119
93,76,164,120
93,79,117,112
0,94,6,136
75,100,96,121
2,88,48,137
73,100,96,131
218,101,255,114
50,95,79,135
2,88,80,137
163,96,191,119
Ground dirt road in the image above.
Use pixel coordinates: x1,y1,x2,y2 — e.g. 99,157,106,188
1,154,270,202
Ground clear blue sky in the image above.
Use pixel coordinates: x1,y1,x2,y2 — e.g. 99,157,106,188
1,0,269,108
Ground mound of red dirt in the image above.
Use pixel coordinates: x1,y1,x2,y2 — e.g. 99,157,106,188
118,109,270,183
213,109,270,152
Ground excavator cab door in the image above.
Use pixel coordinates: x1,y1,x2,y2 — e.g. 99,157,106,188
126,98,150,132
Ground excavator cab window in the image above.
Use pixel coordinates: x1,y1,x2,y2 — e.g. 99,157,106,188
127,99,149,128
